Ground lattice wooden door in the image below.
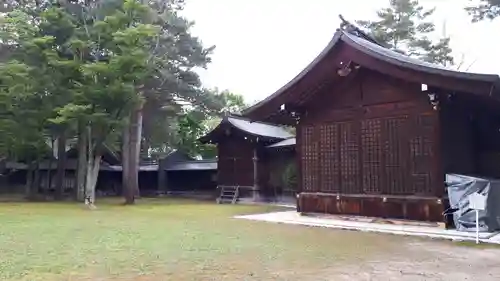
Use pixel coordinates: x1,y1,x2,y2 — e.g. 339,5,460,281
304,121,362,194
319,123,340,192
301,125,319,191
407,114,435,195
339,121,361,193
381,116,409,194
360,115,433,196
361,119,383,194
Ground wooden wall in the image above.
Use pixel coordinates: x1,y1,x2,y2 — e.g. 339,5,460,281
217,132,254,187
440,97,476,175
216,128,282,199
166,170,217,192
297,69,445,221
439,94,500,178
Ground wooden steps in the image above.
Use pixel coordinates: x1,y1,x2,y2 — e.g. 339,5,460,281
216,185,240,204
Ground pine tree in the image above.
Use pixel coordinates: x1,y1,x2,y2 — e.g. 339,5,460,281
465,0,500,22
356,0,454,66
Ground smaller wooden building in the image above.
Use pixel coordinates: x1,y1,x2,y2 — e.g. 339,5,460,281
98,150,218,196
157,150,217,195
162,159,218,198
2,145,120,196
199,115,293,200
1,147,219,198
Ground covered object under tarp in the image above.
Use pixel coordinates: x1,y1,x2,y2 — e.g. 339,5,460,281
446,174,500,232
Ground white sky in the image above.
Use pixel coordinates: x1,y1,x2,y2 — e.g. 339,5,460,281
182,0,500,103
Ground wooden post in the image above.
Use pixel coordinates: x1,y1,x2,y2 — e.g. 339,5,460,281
252,147,260,201
158,158,167,194
430,91,445,223
296,121,302,212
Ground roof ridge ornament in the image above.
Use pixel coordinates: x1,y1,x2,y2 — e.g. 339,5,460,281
338,14,383,46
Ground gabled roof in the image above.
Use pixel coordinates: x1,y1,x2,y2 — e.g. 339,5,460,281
244,21,500,118
160,150,193,165
199,115,293,143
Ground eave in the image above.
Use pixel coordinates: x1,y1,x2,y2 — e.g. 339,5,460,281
243,29,500,122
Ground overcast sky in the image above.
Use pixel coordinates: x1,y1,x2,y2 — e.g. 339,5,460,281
181,0,500,103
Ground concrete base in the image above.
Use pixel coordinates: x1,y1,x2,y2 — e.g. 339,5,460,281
235,211,500,244
238,195,296,206
251,189,261,202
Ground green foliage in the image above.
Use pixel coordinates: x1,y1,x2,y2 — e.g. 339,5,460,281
175,110,206,157
282,161,298,191
283,126,296,136
172,89,247,158
0,0,160,161
134,0,217,154
465,0,500,22
356,0,454,66
210,88,247,115
0,0,231,163
0,6,75,161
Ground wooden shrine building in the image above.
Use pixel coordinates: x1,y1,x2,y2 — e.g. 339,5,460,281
243,20,500,222
199,115,293,200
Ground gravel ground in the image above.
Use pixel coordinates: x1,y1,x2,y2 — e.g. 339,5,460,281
329,239,500,281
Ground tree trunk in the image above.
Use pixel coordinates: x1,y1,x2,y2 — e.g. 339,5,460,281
75,123,87,202
32,158,41,199
122,120,130,199
55,133,67,200
84,125,101,208
45,137,55,196
133,105,143,198
85,153,101,208
124,104,143,204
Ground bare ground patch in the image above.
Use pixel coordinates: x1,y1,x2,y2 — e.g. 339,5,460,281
326,239,500,281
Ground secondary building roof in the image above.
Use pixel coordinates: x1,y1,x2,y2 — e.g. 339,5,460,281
267,137,296,148
199,115,293,143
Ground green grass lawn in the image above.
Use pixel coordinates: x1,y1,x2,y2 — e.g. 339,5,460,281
0,198,403,280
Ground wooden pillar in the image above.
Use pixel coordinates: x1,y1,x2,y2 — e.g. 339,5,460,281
428,90,444,199
296,121,303,212
158,159,167,194
433,101,445,200
252,147,260,201
427,89,445,223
